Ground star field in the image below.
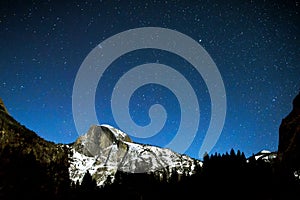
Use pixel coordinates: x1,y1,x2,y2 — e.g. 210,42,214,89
0,0,299,159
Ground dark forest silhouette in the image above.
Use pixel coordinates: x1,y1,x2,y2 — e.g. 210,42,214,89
1,146,299,199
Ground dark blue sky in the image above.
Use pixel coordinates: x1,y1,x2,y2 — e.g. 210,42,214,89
0,0,299,159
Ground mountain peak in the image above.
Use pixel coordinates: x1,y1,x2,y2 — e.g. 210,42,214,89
100,124,132,143
69,124,202,186
73,124,131,157
0,98,9,115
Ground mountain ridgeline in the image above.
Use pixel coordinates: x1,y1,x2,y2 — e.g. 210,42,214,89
0,93,300,199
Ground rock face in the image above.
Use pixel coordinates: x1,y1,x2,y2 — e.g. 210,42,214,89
73,125,131,157
69,124,202,186
278,92,300,170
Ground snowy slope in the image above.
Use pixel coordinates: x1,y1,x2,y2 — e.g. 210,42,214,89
253,150,277,162
68,124,202,186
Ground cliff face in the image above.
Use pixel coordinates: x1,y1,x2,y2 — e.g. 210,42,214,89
278,92,300,169
73,125,131,157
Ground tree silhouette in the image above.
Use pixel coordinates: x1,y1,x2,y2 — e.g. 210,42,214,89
80,171,97,192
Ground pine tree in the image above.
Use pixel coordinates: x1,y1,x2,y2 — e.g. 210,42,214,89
169,168,179,184
104,175,112,186
81,171,97,192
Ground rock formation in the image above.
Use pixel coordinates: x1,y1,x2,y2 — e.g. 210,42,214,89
278,92,300,170
69,124,202,186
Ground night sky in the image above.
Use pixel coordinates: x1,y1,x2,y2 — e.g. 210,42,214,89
0,0,299,159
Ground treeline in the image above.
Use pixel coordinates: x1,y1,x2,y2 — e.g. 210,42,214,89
0,148,299,200
92,149,299,200
0,146,70,200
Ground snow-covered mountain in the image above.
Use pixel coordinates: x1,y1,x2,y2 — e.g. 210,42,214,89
248,150,277,163
68,124,202,186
